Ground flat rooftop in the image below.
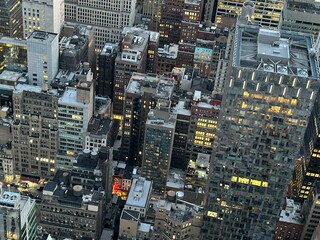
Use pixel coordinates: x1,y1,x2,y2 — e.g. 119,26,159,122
28,30,57,42
279,198,303,225
0,70,22,82
146,109,176,129
127,73,175,100
234,25,319,79
0,36,27,47
87,117,112,136
101,43,119,56
158,44,178,59
126,177,151,208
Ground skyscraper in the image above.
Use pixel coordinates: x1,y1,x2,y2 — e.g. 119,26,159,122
121,73,174,164
22,0,64,38
64,0,137,50
96,43,119,98
0,0,23,38
141,108,176,192
203,25,320,239
27,31,59,87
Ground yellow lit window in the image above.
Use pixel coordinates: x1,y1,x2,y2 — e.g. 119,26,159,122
231,176,237,182
250,179,261,186
207,211,218,218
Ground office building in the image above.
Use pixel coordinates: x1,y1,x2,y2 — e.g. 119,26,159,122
0,144,14,183
119,209,152,240
216,0,284,28
282,0,320,38
12,84,58,178
141,108,176,192
56,146,113,201
152,199,203,240
0,36,27,73
22,0,64,38
121,72,175,164
113,28,159,119
0,0,22,38
39,180,105,239
96,43,119,98
274,198,303,240
177,0,203,67
59,24,96,74
0,190,37,240
64,0,137,50
294,135,320,199
158,0,184,45
85,117,118,152
57,66,94,168
171,99,191,170
124,177,152,218
27,31,59,87
302,181,320,239
203,25,320,239
187,91,220,162
0,71,26,109
157,44,178,74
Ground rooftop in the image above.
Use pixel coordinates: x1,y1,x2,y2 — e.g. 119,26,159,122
121,209,140,221
166,168,185,190
87,117,112,136
146,109,177,129
14,83,57,95
101,43,119,56
172,100,191,116
234,25,319,78
0,36,27,47
139,222,151,233
126,177,152,208
278,198,303,225
0,191,20,208
126,73,175,100
28,30,58,42
0,70,22,82
158,44,178,59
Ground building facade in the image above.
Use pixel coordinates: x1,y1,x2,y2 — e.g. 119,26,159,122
64,0,136,50
57,68,94,168
141,108,176,192
27,31,59,87
203,25,320,239
0,0,22,38
302,181,320,239
96,43,119,98
12,84,58,178
22,0,64,38
215,0,284,28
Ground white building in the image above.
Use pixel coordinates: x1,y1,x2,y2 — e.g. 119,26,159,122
22,0,64,38
0,190,37,240
124,177,152,217
57,66,94,168
27,31,59,87
65,0,137,50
